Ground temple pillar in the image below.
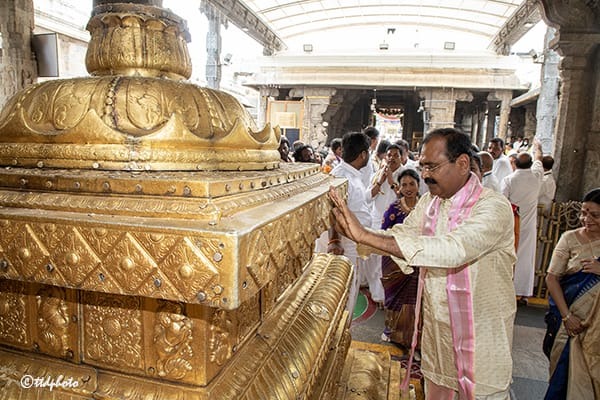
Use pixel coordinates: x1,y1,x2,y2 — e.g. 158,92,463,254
523,103,537,139
0,0,36,110
201,1,226,89
403,100,418,148
540,0,600,201
551,38,600,201
258,87,279,130
535,27,561,154
488,90,513,141
289,87,336,149
420,88,472,133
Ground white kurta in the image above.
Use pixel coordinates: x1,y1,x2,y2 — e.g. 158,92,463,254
501,161,543,297
538,171,556,214
492,154,513,183
482,171,500,192
330,161,375,312
386,188,517,396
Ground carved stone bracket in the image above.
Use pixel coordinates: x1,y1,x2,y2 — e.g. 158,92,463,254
539,0,600,31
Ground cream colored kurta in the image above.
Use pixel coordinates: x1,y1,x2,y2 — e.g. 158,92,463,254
386,188,517,396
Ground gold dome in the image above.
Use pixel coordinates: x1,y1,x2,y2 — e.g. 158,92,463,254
0,2,280,171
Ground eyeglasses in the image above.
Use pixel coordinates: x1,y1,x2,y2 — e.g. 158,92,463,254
419,159,452,174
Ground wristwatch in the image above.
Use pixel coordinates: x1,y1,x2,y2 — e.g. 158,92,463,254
390,183,398,190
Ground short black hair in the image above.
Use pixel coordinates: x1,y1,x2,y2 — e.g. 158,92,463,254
330,138,342,152
542,155,554,170
363,126,380,140
386,144,402,154
342,132,370,163
395,139,410,153
422,127,473,162
293,144,313,163
489,137,505,149
583,188,600,204
398,168,420,185
376,139,391,155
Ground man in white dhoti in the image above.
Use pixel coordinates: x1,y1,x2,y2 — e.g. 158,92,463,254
330,128,516,399
327,132,374,316
501,146,543,300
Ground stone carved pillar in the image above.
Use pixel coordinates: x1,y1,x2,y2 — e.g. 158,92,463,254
540,0,600,201
523,103,537,139
488,90,513,141
201,1,227,89
258,87,280,130
289,87,336,149
419,89,472,133
535,27,561,154
0,0,36,111
551,37,599,201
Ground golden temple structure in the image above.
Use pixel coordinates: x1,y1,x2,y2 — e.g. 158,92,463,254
0,1,408,398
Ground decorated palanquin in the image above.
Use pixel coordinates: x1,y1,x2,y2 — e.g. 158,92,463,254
0,2,405,399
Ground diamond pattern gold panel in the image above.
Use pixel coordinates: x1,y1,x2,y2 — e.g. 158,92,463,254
102,232,158,292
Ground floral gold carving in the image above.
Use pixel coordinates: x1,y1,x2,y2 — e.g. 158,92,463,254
3,223,50,280
0,280,28,347
83,292,143,372
102,232,158,292
153,301,194,380
161,237,220,304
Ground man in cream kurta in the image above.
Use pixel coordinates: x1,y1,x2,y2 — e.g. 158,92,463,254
387,187,517,396
329,128,517,399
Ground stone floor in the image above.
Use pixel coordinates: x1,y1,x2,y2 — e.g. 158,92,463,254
350,296,550,399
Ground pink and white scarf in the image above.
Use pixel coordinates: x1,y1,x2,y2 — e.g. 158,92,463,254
401,173,483,400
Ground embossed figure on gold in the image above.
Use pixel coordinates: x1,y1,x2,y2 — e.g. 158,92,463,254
153,301,193,380
35,287,69,356
209,309,233,366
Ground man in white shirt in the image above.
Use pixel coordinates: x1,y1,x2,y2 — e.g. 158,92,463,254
487,138,513,183
538,155,557,215
479,151,500,192
360,127,379,188
501,143,544,300
328,132,375,315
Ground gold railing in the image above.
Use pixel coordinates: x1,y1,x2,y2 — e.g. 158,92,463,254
533,201,582,299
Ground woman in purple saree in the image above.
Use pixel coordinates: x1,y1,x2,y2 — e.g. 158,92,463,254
380,169,421,349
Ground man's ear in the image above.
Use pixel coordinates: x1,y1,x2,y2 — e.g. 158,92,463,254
457,153,471,174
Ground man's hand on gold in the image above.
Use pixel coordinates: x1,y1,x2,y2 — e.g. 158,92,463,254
329,186,366,244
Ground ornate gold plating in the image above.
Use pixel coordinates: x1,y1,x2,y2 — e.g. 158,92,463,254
209,253,352,399
0,280,28,348
153,301,194,380
0,178,344,309
83,292,144,373
35,286,70,358
85,4,192,79
0,77,279,171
